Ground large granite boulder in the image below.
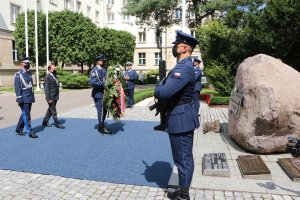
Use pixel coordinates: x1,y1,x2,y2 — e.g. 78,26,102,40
228,54,300,153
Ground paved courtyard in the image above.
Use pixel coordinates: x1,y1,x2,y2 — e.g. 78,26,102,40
0,94,299,199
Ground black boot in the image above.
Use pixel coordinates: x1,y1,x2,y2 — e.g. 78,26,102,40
154,124,165,131
15,130,25,136
167,188,190,200
98,126,112,134
29,132,38,138
55,123,65,129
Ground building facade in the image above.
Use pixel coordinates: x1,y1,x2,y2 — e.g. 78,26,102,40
0,0,201,86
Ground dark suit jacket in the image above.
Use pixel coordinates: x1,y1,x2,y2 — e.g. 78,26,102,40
44,73,59,101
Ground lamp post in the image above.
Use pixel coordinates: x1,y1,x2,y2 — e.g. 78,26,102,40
24,0,28,57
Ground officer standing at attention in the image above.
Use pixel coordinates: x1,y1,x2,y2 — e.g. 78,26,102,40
155,31,200,200
89,54,112,134
193,58,202,114
42,62,64,129
14,57,38,138
124,62,138,108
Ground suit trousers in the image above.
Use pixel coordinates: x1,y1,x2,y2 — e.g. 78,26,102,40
126,88,135,106
94,98,107,127
44,100,59,124
169,130,194,189
16,103,32,134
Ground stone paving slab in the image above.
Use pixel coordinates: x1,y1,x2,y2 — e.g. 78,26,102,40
0,99,299,199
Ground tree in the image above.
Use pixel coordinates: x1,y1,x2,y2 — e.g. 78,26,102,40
14,11,46,65
122,0,233,28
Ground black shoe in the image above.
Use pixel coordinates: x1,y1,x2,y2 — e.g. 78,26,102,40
15,130,25,136
42,121,52,127
167,188,190,200
56,123,65,129
29,132,38,138
154,124,165,131
98,126,112,134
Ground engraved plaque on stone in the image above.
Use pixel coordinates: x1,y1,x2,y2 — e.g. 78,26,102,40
203,153,230,177
237,155,271,180
278,158,300,182
229,91,243,118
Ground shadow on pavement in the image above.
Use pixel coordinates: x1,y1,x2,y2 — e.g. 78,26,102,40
257,182,300,196
142,160,173,188
93,121,126,135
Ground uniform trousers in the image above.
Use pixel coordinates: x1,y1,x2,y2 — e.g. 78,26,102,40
94,98,107,127
43,101,59,124
169,130,194,189
192,92,200,114
16,103,32,134
126,88,135,107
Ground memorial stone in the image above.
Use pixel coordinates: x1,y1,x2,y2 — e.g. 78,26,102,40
203,153,230,177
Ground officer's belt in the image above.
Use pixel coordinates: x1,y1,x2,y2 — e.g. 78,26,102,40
170,98,192,106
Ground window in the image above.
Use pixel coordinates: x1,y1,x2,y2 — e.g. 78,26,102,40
95,11,99,23
191,30,195,37
76,1,81,12
154,53,162,65
138,31,146,43
12,41,18,61
138,53,146,65
64,0,73,10
107,0,114,5
107,13,114,23
86,6,91,18
175,8,181,20
11,4,20,24
122,14,130,22
50,0,57,4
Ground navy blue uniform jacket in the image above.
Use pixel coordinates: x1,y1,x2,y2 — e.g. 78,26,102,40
194,67,202,92
89,66,106,99
155,57,200,134
125,70,138,89
14,69,35,103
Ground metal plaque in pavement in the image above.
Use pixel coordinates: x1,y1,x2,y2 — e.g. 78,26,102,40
229,91,243,118
237,155,271,180
203,153,230,177
278,158,300,182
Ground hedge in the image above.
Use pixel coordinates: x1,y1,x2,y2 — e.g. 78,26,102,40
134,88,154,103
210,96,230,105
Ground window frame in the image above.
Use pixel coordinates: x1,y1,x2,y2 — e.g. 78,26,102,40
138,31,146,43
10,3,20,25
12,40,18,61
154,52,162,66
138,53,146,65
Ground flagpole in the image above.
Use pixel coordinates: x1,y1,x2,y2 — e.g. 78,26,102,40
46,0,49,67
35,0,40,91
181,0,186,33
24,0,28,57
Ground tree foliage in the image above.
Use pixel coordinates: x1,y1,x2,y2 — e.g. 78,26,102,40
14,11,46,65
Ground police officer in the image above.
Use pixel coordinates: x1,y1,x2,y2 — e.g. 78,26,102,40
193,58,202,114
124,62,138,108
155,31,200,200
42,62,64,129
14,57,38,138
89,54,112,134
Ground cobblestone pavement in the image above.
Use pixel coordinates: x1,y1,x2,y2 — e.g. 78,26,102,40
1,99,300,199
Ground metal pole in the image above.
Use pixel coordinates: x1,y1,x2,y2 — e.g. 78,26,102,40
181,0,186,32
35,0,40,91
24,0,28,57
46,0,49,67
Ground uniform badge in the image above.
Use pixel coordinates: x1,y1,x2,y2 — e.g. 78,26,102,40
174,72,181,77
91,72,96,77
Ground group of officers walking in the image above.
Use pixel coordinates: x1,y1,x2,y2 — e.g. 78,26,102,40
14,31,202,200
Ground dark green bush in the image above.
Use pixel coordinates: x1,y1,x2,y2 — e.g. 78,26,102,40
210,96,230,105
144,69,159,84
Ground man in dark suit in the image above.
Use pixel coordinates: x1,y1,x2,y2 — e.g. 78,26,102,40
89,54,112,134
155,31,200,200
42,63,64,129
14,57,38,138
124,62,138,108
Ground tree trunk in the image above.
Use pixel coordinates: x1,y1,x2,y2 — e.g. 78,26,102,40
81,62,84,74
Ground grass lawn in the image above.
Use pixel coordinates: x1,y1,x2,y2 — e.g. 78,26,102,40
201,89,220,96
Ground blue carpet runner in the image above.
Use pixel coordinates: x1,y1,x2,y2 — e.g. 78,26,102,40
0,118,173,188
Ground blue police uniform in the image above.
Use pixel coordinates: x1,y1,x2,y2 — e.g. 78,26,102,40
155,31,200,199
89,54,112,134
193,58,202,114
124,64,138,108
14,58,36,137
